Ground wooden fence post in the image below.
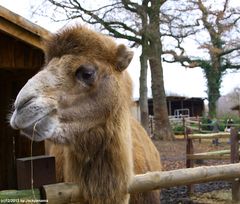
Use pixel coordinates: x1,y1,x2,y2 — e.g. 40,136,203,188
16,155,56,190
149,116,154,137
230,127,240,202
186,128,194,169
183,117,186,139
186,128,194,194
198,117,201,143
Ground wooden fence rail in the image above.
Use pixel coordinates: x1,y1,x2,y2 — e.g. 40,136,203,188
188,132,230,139
186,129,239,164
1,163,240,204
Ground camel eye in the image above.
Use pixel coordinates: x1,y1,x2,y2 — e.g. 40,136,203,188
75,64,97,86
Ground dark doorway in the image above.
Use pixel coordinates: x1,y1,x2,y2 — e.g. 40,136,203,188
0,69,45,190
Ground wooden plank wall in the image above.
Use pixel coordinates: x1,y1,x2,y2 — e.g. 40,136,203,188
0,31,44,69
0,31,45,190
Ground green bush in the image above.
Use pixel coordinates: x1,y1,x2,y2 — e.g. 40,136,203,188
201,116,240,132
173,125,184,134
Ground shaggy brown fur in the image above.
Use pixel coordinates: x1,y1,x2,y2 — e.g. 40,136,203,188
13,25,162,204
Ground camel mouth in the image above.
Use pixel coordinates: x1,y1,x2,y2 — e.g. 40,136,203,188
10,95,57,129
20,115,49,141
19,112,58,142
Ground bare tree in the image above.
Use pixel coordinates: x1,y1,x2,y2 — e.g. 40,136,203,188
33,0,174,140
162,0,240,118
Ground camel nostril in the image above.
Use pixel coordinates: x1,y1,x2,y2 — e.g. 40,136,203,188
16,96,36,111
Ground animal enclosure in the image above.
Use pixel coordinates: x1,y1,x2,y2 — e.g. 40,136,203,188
1,6,240,204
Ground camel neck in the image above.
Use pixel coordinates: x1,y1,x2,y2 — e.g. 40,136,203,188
64,109,133,201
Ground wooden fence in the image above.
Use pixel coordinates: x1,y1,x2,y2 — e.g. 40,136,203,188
1,117,240,203
185,117,240,199
149,115,193,135
1,163,240,203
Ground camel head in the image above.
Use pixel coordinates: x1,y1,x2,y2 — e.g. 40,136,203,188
10,26,133,144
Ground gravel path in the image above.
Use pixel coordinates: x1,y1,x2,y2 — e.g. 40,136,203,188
160,181,231,203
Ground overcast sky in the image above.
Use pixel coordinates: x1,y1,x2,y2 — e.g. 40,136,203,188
1,0,240,99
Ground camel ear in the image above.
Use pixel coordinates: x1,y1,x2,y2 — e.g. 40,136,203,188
116,44,134,72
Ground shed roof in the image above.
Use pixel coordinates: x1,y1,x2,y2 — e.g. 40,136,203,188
0,5,52,50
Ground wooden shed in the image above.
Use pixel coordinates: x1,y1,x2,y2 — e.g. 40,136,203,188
0,6,52,190
131,96,205,123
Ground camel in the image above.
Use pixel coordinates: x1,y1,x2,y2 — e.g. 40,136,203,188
10,26,161,204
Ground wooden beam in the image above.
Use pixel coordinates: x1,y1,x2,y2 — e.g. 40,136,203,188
188,132,230,139
187,154,230,160
131,163,240,191
40,163,240,203
42,183,84,204
186,129,194,194
230,128,239,164
191,149,231,156
0,18,43,50
185,120,199,125
230,128,240,202
0,5,52,50
0,5,51,38
185,126,199,131
16,156,56,190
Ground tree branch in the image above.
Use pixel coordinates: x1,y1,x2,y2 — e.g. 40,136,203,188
163,50,200,68
47,0,141,44
220,45,240,56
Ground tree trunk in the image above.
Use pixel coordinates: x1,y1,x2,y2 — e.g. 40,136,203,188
147,0,174,140
139,36,150,135
138,3,151,135
139,52,150,135
204,60,221,118
208,76,221,118
148,51,173,140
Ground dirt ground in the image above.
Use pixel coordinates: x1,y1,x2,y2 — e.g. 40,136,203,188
153,137,234,204
154,137,230,171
